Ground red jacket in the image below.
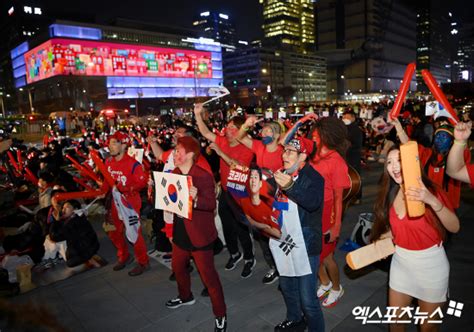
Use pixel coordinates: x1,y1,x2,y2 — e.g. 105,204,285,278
175,164,217,248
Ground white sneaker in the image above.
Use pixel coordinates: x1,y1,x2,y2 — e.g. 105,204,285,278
322,285,344,308
317,281,332,299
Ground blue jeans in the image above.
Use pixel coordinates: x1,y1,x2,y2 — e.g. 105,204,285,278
279,255,325,332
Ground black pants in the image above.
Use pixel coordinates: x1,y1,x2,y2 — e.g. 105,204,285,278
255,231,275,269
151,210,172,253
218,190,254,260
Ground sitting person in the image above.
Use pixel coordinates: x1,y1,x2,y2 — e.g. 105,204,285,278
48,200,102,268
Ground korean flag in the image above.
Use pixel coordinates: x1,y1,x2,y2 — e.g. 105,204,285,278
153,171,193,220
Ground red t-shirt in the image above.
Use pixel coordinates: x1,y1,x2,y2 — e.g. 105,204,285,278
251,140,283,173
467,163,474,187
215,135,254,189
105,154,148,211
239,197,277,230
310,150,351,203
418,145,471,209
389,192,452,250
161,149,213,176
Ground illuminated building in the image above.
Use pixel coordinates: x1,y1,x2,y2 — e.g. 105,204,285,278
9,20,223,114
193,11,237,51
224,46,326,105
416,0,452,91
315,0,416,99
260,0,315,51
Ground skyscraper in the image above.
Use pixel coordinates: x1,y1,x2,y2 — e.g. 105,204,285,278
193,11,237,49
416,0,453,91
315,0,416,99
260,0,315,51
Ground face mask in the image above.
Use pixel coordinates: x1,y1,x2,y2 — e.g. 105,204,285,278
262,136,274,145
433,132,453,154
285,159,300,175
342,119,352,125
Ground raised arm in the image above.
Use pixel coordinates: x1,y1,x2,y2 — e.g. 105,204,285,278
279,113,318,145
237,115,262,149
194,103,216,142
209,143,239,167
447,121,472,183
388,117,409,144
146,136,164,161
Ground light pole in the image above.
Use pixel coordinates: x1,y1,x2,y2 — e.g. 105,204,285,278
0,93,5,118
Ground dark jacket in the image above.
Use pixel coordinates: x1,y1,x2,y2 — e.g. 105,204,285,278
269,163,325,256
49,214,100,267
346,122,363,171
175,164,217,248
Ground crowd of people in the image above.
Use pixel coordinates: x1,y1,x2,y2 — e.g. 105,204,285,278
0,99,472,332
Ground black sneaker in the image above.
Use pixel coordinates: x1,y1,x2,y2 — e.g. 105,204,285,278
214,315,227,332
274,319,306,331
201,287,209,297
262,268,279,284
241,258,256,279
224,252,243,271
165,295,196,309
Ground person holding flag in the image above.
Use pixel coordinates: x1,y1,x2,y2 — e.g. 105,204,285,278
267,137,326,332
104,131,150,276
164,136,227,332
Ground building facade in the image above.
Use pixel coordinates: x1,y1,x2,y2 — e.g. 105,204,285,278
9,20,223,114
315,0,416,99
192,11,237,51
260,0,315,51
224,46,326,105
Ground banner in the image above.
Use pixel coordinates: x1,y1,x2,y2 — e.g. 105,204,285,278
227,164,250,199
153,171,193,219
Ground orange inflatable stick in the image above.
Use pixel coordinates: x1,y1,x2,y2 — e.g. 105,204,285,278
400,141,425,217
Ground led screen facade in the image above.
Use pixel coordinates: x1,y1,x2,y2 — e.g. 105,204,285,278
24,38,213,84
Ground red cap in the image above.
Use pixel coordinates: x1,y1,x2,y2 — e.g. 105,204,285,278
109,131,130,145
285,137,314,154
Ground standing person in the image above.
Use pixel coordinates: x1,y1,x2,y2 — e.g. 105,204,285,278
391,118,469,209
310,118,351,308
447,121,473,185
105,131,150,276
269,138,325,332
164,137,227,332
236,116,284,284
342,110,363,204
370,146,459,332
194,104,256,278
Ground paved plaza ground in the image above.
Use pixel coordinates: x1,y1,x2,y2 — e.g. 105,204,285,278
7,162,474,331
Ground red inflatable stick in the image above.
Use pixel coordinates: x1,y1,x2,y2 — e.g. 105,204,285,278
24,168,39,185
65,154,100,182
421,70,459,125
389,63,416,120
90,150,116,188
53,189,106,202
16,150,23,168
73,176,95,191
7,151,20,173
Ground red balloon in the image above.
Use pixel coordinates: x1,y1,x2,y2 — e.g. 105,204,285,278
421,70,459,125
389,62,416,120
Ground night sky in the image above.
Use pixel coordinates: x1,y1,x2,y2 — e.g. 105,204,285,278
2,0,474,41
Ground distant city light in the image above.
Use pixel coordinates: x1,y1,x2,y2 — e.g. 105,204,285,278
219,13,229,19
340,75,345,79
238,40,248,45
8,6,14,16
200,11,210,17
451,29,458,35
448,12,452,17
461,70,469,80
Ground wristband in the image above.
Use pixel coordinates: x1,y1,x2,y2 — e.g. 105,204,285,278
453,140,467,147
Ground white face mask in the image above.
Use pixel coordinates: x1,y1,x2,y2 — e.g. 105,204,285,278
342,119,352,125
